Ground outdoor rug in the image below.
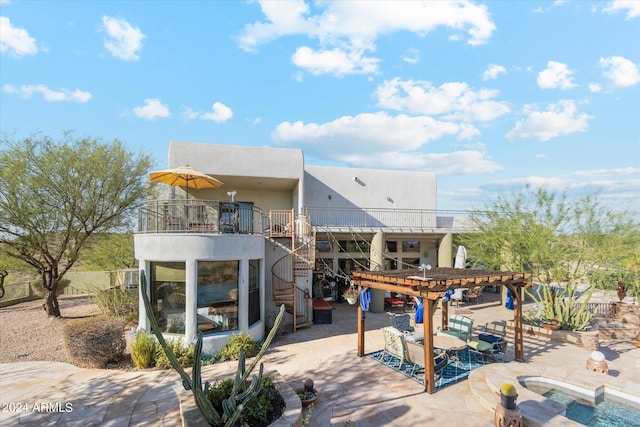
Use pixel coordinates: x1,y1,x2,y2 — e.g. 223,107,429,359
368,348,495,390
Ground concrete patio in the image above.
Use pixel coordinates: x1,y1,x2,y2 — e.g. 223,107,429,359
1,291,639,426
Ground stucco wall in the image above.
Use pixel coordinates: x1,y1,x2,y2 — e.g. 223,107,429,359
304,165,437,211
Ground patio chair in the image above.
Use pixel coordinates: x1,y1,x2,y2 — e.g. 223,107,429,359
390,313,424,343
467,322,508,362
405,340,449,379
438,314,474,342
463,286,483,304
382,326,407,369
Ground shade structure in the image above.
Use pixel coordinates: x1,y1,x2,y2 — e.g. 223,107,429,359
149,165,223,198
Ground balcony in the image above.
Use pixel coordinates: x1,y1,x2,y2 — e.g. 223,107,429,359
303,206,476,232
137,199,264,235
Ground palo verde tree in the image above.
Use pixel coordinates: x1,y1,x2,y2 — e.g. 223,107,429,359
459,185,639,330
0,133,153,317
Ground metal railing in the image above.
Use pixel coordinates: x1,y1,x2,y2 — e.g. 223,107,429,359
304,206,476,231
577,302,616,318
138,199,263,235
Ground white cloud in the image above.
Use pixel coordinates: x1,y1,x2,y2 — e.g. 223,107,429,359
291,46,379,76
342,150,502,174
272,111,461,156
102,16,146,61
402,48,420,64
588,83,602,93
182,102,234,123
375,78,510,123
132,98,170,120
598,56,640,87
537,61,577,89
0,16,37,57
200,102,233,123
273,111,500,173
505,100,593,142
3,83,91,102
603,0,640,19
237,0,495,75
572,167,640,177
482,64,506,80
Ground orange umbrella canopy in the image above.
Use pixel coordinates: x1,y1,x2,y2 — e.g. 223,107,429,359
149,165,223,191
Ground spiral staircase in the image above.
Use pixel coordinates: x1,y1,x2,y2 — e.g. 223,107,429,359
270,210,316,332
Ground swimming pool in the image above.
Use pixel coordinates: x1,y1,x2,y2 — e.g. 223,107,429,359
519,377,640,427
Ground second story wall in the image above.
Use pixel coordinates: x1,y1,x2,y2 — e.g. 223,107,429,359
304,165,437,211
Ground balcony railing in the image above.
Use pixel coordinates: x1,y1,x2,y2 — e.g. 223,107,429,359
138,199,263,235
304,206,476,231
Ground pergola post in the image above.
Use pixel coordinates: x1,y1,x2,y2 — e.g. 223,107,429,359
424,298,437,393
509,284,525,361
357,286,365,357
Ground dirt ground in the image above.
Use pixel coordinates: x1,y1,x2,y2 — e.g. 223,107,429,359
0,294,135,369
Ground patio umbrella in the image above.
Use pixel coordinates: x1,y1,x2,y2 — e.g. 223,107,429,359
149,165,223,198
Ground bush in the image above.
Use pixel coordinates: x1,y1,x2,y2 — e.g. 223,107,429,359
217,332,259,361
207,376,285,426
131,331,155,369
93,287,138,324
62,316,125,368
155,338,194,369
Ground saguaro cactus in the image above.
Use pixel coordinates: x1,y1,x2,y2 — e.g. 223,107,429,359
140,271,284,426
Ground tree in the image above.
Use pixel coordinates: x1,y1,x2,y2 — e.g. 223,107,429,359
0,133,153,317
83,233,136,271
459,185,640,330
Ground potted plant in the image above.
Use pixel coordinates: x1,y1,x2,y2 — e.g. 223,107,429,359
343,288,359,305
499,383,518,410
296,379,319,407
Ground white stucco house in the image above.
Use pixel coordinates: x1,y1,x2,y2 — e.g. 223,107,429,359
134,141,472,354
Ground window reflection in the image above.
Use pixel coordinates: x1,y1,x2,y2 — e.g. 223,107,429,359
197,261,239,333
150,262,186,335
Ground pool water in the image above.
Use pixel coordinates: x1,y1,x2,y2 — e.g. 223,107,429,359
525,383,640,427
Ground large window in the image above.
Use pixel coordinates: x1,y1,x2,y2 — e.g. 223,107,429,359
197,261,239,333
150,262,186,335
248,259,260,326
402,241,420,253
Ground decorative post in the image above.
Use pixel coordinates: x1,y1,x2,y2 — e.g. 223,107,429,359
586,351,609,375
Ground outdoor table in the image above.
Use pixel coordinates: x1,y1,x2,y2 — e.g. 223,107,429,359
433,335,467,367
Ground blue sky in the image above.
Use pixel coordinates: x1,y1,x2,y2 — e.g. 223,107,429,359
1,0,639,212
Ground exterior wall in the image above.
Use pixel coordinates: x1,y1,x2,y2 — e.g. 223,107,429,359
168,141,304,180
304,165,437,211
135,233,265,355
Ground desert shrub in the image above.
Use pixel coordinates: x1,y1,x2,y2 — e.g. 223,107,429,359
92,287,138,325
217,332,259,361
62,316,125,368
207,376,284,426
155,338,194,369
131,331,155,369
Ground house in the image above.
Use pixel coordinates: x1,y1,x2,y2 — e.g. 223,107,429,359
134,141,473,354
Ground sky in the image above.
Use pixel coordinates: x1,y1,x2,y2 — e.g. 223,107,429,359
1,0,639,213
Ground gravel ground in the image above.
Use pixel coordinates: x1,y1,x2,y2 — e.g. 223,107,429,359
0,294,135,369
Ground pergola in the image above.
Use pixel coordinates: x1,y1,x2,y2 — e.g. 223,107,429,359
352,268,532,393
